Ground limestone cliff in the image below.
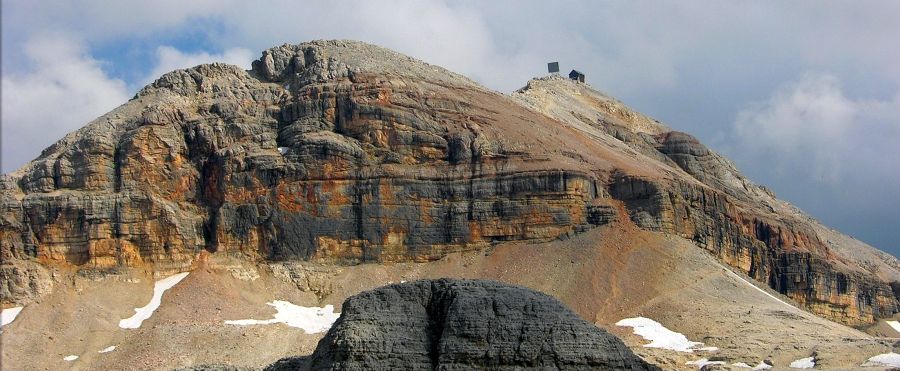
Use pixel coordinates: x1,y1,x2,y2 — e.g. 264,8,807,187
513,75,900,326
1,40,897,326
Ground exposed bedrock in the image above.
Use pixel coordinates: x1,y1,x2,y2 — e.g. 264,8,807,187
0,42,614,303
609,173,898,326
217,170,605,263
303,279,660,370
0,40,896,327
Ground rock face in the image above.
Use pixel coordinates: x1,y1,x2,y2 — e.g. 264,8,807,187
305,279,659,370
1,40,898,326
512,75,900,326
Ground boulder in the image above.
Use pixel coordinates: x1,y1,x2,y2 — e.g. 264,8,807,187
305,279,660,370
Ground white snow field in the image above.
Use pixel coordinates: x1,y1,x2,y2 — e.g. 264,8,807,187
862,352,900,367
615,317,714,352
789,356,815,369
119,272,190,329
225,300,340,334
732,361,772,369
1,306,23,327
63,355,78,361
98,346,117,353
886,320,900,333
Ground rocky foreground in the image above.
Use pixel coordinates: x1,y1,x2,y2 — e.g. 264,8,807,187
248,279,658,370
2,40,900,370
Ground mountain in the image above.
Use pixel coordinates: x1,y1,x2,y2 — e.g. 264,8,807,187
1,40,899,370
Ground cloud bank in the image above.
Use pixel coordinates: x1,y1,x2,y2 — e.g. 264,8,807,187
732,74,900,186
2,35,130,171
726,74,900,249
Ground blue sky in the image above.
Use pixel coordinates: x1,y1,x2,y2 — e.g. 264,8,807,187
2,1,899,255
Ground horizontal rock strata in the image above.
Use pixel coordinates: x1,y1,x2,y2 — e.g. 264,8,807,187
1,40,897,327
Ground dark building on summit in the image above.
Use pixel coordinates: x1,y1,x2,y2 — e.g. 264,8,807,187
547,62,560,73
569,70,585,83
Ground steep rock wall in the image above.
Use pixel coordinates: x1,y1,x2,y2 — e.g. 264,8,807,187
1,42,616,306
1,41,897,328
609,174,897,326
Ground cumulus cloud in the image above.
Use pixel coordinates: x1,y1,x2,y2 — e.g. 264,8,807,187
725,73,900,249
141,46,254,86
0,40,254,172
1,35,130,172
730,73,900,186
206,0,513,89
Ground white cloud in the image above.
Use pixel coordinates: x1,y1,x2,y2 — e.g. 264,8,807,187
206,0,508,89
2,0,227,44
2,35,130,172
1,41,254,172
730,73,900,186
141,46,254,86
722,73,900,250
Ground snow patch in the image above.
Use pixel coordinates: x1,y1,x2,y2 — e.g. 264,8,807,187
615,317,715,353
63,355,78,361
119,272,189,329
886,320,900,333
278,147,288,155
790,356,815,369
862,352,900,367
1,306,23,327
686,359,725,368
225,300,340,334
98,346,116,353
732,362,772,370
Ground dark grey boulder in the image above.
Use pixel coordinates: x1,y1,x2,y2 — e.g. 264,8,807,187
173,365,254,371
303,279,660,370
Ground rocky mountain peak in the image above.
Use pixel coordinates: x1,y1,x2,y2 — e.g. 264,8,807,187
250,39,481,89
513,74,670,136
1,39,898,332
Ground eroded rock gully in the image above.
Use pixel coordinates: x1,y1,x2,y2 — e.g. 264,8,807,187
1,40,897,327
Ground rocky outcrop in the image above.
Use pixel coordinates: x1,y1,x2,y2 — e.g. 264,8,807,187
174,365,253,371
1,42,610,276
0,260,52,305
305,279,659,370
1,40,897,326
513,76,900,326
608,173,897,325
